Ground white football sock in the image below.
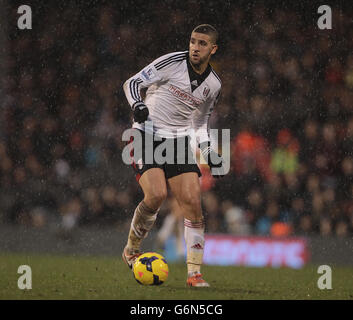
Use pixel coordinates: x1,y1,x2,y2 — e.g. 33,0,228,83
126,200,159,253
184,218,205,276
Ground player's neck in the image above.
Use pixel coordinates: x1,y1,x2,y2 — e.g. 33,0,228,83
189,60,209,75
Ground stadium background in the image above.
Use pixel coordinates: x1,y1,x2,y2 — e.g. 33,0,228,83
0,0,353,269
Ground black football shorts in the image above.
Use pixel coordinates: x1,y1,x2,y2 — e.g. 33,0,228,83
127,129,201,181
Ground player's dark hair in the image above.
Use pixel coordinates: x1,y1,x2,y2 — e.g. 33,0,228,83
192,24,218,44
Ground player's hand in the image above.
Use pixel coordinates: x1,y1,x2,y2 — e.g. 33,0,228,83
133,102,149,123
199,141,225,178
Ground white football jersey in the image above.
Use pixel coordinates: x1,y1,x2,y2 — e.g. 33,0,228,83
123,51,221,144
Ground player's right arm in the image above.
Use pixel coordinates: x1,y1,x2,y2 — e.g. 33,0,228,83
122,67,160,123
123,51,187,123
122,72,154,124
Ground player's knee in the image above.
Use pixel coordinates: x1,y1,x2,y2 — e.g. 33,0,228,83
181,192,201,213
145,188,167,209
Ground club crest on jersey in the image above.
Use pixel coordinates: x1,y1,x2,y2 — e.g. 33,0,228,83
203,86,210,98
142,68,156,81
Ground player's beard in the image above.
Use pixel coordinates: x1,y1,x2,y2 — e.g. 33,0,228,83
189,52,211,71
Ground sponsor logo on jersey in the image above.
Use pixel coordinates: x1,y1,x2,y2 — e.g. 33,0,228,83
168,84,202,108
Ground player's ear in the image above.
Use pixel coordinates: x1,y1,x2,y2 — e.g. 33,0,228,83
211,44,218,55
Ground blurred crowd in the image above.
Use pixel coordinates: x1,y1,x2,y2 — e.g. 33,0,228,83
0,1,352,238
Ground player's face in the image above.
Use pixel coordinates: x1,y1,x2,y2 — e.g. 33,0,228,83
189,32,217,68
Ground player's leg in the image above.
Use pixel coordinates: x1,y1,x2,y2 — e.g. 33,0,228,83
123,168,167,268
167,172,209,287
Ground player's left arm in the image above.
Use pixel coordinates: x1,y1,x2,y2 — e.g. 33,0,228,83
192,89,225,176
192,88,220,143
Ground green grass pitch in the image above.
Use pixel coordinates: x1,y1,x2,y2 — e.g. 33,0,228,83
0,253,352,300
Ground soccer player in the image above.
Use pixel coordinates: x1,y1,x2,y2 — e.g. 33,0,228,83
122,24,223,287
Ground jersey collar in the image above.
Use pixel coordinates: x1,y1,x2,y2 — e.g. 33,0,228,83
187,58,212,92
